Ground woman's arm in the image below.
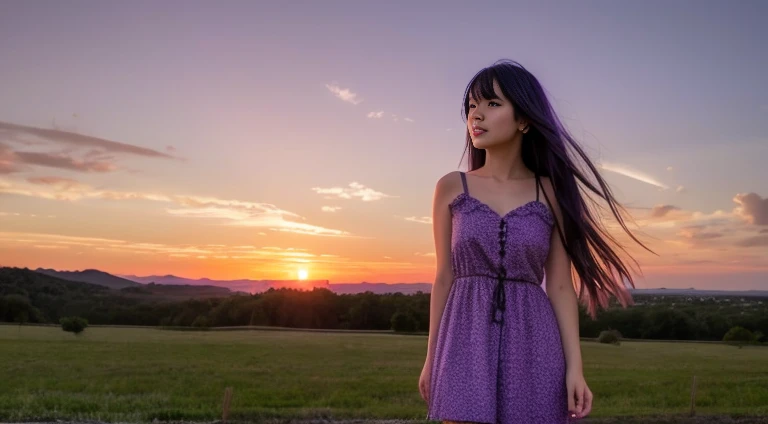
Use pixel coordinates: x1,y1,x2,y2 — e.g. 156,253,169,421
543,203,581,373
424,172,458,363
541,177,592,418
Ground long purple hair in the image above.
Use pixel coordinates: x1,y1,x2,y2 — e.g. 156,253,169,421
461,59,654,318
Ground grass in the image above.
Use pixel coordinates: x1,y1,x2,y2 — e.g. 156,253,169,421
0,325,766,422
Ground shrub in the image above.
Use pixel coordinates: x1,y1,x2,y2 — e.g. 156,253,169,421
60,316,89,335
723,326,755,347
598,329,622,345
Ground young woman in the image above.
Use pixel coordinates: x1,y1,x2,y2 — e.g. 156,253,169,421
418,60,651,423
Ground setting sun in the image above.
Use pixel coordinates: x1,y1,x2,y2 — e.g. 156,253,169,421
298,269,309,280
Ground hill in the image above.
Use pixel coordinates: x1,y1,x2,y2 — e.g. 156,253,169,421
2,267,234,301
35,267,141,290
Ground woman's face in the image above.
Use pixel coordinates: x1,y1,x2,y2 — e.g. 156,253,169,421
467,79,525,149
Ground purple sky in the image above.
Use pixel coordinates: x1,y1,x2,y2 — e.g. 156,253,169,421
0,1,766,289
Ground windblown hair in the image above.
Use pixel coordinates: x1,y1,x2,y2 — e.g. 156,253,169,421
461,59,654,318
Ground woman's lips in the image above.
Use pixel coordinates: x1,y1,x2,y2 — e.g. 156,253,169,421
472,129,486,136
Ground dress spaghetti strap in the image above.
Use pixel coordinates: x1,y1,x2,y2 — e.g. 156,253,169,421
534,169,540,202
460,171,469,195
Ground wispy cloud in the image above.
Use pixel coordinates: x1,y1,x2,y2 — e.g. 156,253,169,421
312,182,395,201
735,235,768,247
15,150,117,172
600,162,669,190
367,111,385,119
0,177,352,237
0,211,55,218
0,143,20,174
0,120,178,174
0,231,346,259
325,83,363,105
677,225,724,241
632,190,768,257
649,204,680,218
27,176,86,190
404,216,432,224
321,206,342,212
0,120,176,158
165,197,353,237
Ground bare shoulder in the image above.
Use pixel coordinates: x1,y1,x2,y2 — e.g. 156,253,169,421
434,171,464,204
436,170,462,190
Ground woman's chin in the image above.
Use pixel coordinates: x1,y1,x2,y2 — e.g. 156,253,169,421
472,139,500,149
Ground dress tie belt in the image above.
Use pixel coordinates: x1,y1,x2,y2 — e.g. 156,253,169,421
452,274,539,325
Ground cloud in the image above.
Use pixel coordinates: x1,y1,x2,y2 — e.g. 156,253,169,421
0,231,349,259
321,206,342,212
166,197,352,237
367,111,385,119
0,143,20,174
311,182,394,201
325,83,363,105
649,204,680,218
0,120,175,159
735,235,768,247
414,252,436,257
677,225,724,241
676,186,686,193
603,190,768,269
0,120,178,174
15,151,117,172
405,118,415,123
599,162,669,190
27,176,87,190
0,177,352,237
733,192,768,225
404,216,432,224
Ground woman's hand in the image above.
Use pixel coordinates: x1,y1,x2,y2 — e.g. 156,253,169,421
418,360,431,404
566,368,593,419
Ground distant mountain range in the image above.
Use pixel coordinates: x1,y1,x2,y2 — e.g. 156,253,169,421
120,273,433,295
35,268,142,290
32,267,235,299
9,267,768,297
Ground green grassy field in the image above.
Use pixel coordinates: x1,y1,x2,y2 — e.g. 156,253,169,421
0,325,766,422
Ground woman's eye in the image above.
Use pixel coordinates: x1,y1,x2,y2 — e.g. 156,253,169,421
489,101,499,106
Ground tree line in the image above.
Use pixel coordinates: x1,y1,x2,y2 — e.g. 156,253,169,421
1,266,766,342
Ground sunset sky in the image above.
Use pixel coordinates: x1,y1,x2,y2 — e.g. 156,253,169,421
1,1,766,290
